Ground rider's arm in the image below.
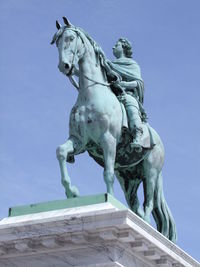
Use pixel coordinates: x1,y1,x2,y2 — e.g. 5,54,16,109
119,81,138,89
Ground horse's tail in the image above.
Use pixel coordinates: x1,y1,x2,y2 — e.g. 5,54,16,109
152,172,177,243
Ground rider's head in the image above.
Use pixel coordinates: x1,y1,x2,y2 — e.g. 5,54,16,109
118,38,133,58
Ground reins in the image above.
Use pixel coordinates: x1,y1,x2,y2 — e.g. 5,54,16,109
66,28,80,77
68,72,113,90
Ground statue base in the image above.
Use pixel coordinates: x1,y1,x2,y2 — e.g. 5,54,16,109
0,194,199,267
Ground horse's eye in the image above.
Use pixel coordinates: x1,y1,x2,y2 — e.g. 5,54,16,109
70,36,74,41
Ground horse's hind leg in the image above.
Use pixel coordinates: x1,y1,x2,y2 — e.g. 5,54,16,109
56,138,80,198
143,167,158,224
100,132,116,196
127,178,144,218
116,171,144,218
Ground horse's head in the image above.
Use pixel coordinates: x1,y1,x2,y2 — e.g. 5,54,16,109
51,17,85,76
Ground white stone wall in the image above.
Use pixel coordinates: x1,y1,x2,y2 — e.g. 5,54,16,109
0,203,199,267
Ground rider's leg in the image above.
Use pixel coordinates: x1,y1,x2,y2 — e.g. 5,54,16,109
56,138,80,198
100,131,116,196
122,94,143,152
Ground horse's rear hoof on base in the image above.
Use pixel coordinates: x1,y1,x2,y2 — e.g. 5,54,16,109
143,215,151,225
136,207,144,219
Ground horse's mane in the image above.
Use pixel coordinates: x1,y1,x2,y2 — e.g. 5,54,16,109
76,26,107,67
78,28,105,55
77,27,121,85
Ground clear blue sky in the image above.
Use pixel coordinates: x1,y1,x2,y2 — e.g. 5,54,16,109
0,0,200,262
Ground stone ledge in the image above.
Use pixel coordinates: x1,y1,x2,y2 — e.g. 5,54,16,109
0,198,199,267
8,193,126,217
78,263,124,267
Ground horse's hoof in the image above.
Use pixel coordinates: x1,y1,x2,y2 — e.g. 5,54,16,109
136,207,144,218
66,185,80,198
107,190,114,196
71,185,80,197
143,215,151,225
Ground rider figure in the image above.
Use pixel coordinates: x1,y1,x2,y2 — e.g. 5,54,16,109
104,38,147,153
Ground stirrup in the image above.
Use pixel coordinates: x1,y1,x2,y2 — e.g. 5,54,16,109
130,127,143,153
130,141,143,153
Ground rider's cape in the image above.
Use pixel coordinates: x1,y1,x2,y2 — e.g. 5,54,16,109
109,58,144,104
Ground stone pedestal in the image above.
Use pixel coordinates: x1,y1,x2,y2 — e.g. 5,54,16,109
0,194,199,267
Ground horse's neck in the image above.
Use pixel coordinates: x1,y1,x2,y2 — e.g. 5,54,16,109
78,42,106,90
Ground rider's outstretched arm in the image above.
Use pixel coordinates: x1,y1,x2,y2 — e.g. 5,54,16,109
119,81,138,89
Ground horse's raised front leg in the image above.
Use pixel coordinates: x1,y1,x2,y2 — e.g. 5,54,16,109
56,138,80,198
100,132,116,196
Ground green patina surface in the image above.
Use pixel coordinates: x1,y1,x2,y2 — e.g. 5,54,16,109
8,194,127,217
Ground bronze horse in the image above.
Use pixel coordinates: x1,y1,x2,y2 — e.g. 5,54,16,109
51,18,177,242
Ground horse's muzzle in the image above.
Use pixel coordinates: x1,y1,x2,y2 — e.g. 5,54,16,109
58,62,72,75
65,63,70,70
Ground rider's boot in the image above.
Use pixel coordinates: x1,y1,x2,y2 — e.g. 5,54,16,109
130,126,143,153
126,102,143,153
119,93,144,152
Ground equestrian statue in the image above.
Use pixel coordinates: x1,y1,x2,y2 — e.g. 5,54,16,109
51,17,177,243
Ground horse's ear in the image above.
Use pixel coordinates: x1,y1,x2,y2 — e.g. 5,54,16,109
63,17,71,26
50,33,57,45
56,20,62,30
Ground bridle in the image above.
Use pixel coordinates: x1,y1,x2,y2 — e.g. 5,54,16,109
64,27,84,77
63,27,117,89
52,21,120,89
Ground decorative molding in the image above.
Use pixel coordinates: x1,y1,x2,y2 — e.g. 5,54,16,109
0,202,199,267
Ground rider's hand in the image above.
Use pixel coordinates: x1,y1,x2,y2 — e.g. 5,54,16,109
119,81,127,88
117,93,126,102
